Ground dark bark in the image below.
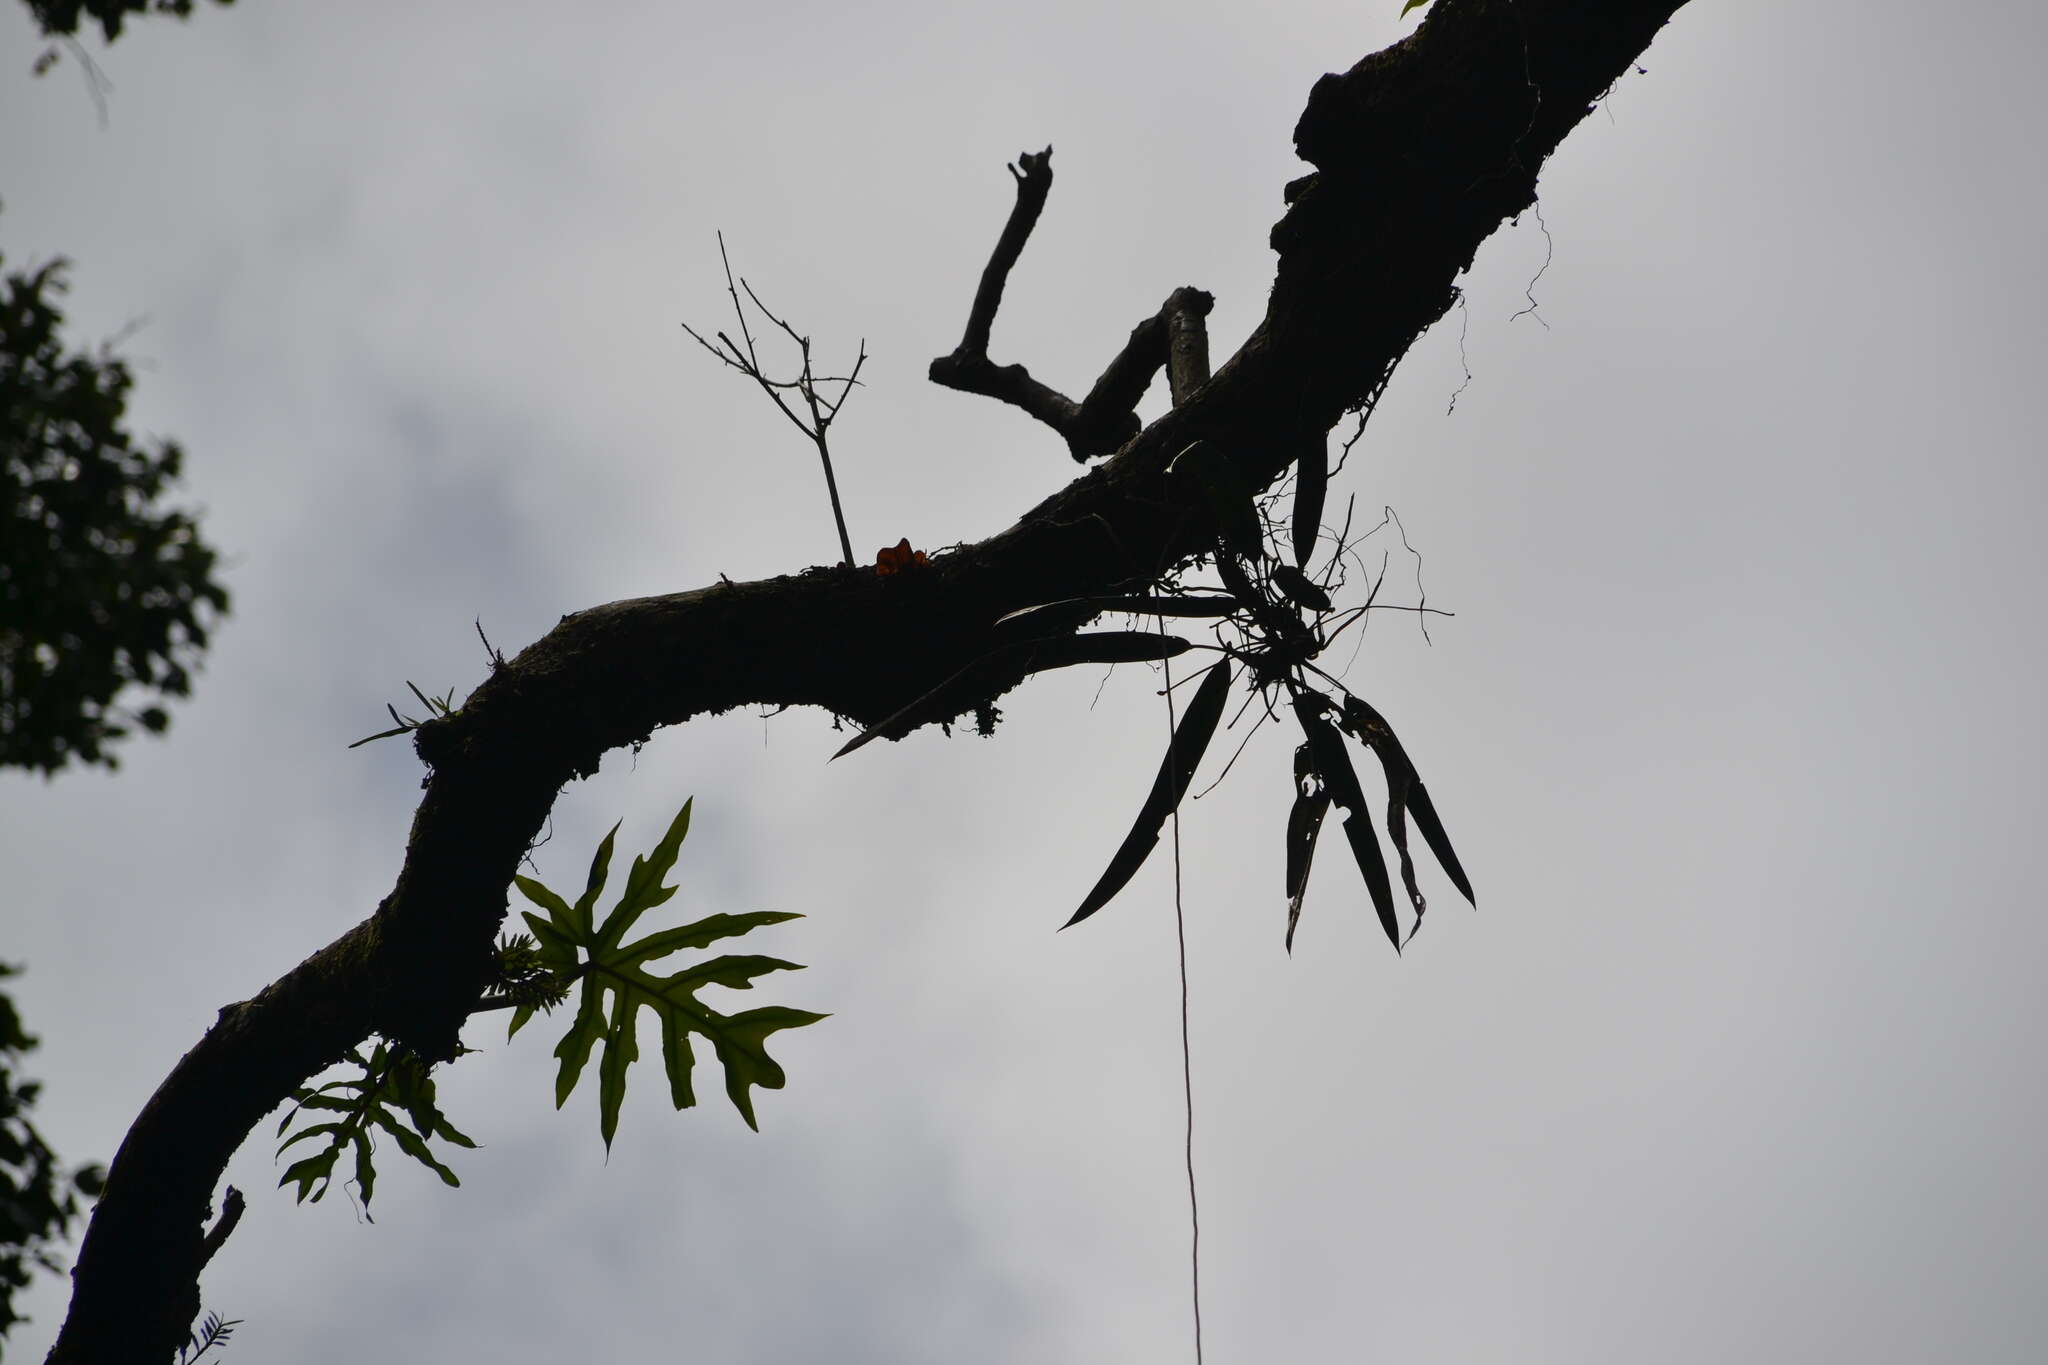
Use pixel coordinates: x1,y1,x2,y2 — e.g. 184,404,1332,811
48,3,1691,1359
929,150,1217,462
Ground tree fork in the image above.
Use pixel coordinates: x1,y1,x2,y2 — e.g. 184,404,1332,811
48,4,1691,1359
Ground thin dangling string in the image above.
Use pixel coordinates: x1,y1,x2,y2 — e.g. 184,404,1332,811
1158,634,1204,1365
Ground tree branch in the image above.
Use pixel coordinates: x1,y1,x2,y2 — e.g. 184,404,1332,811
929,150,1215,462
47,4,1692,1358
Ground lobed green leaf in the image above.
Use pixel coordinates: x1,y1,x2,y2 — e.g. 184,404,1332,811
513,799,823,1150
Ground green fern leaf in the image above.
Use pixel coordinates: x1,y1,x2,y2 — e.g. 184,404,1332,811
511,798,826,1149
273,1041,475,1217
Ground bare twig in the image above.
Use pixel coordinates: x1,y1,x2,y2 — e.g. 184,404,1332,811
682,234,862,567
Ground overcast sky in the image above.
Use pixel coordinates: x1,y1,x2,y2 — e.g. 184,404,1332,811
4,1,2045,1361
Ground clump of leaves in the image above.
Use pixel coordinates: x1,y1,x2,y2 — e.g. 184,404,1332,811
0,248,230,775
347,681,459,748
274,1041,476,1219
959,437,1475,951
486,932,572,1016
512,798,825,1149
176,1309,242,1365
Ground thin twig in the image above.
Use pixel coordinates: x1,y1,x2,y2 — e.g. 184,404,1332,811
682,234,862,566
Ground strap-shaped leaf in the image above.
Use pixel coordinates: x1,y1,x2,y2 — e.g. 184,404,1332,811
1027,631,1194,668
1284,742,1332,952
1168,440,1265,562
513,799,825,1147
1341,695,1475,907
1292,432,1328,568
1293,695,1401,951
834,632,1192,760
994,594,1238,636
1271,563,1333,613
1065,660,1234,928
1339,812,1400,953
1385,777,1427,942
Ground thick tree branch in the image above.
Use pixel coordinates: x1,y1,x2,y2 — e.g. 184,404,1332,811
48,4,1692,1359
929,150,1214,462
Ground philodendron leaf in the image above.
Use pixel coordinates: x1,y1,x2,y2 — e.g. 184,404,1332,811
1292,695,1401,952
273,1042,476,1219
1284,741,1332,952
513,798,825,1147
1066,660,1235,928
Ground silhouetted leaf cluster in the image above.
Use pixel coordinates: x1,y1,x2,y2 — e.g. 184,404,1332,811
1,250,228,774
21,0,231,74
995,438,1477,948
347,681,460,748
0,964,104,1344
175,1309,241,1365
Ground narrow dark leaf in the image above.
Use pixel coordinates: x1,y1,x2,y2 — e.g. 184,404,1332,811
1295,696,1400,952
1271,563,1333,613
1385,777,1427,943
1025,631,1193,669
1342,695,1475,906
1292,696,1365,813
832,653,1011,760
1283,743,1331,952
347,725,411,749
1403,779,1475,906
1292,433,1328,568
1340,812,1401,952
1064,661,1234,928
1215,547,1263,610
834,633,1192,760
1167,440,1264,561
994,594,1237,636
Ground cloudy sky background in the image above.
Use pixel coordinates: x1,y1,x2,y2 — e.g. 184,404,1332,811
4,1,2045,1360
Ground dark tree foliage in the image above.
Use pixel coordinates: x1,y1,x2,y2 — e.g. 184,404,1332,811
0,965,104,1345
21,0,230,75
24,0,223,42
0,251,229,775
